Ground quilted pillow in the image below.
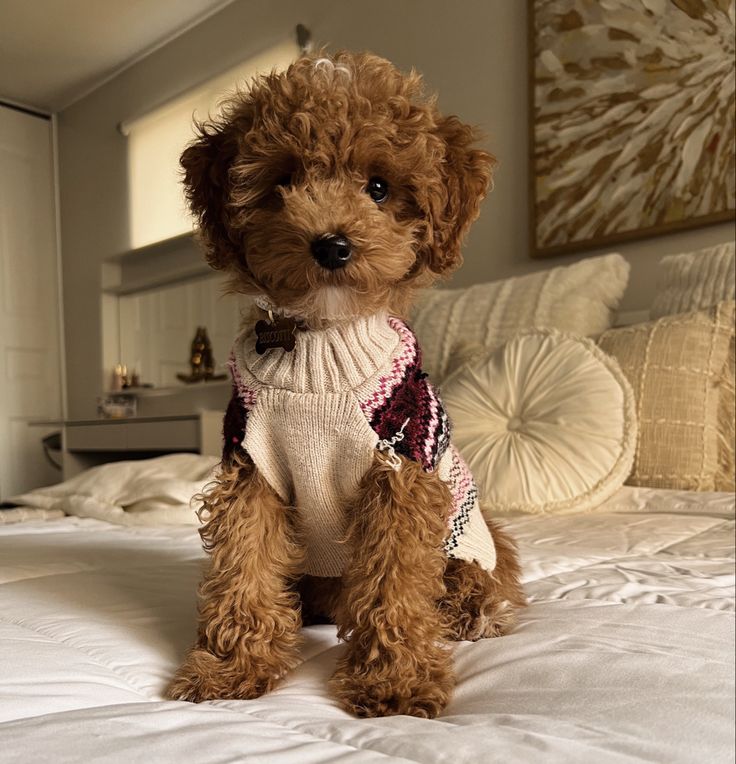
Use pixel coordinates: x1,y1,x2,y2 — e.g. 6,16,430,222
648,244,735,489
650,242,735,320
412,253,630,384
441,330,637,515
598,301,735,492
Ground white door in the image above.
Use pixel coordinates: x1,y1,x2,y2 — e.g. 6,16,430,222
0,106,63,499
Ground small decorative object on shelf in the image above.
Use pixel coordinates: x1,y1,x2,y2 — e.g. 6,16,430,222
112,364,151,391
98,394,137,419
111,363,127,391
177,326,227,384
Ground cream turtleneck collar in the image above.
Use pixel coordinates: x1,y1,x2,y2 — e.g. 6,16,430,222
233,311,400,394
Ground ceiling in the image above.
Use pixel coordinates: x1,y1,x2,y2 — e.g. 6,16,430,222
0,0,235,112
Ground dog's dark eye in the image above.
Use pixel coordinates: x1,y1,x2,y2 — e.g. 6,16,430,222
275,173,292,189
366,177,389,204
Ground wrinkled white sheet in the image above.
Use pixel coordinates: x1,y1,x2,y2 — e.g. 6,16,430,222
0,486,733,763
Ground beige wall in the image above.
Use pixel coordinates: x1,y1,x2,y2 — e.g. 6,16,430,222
57,0,735,418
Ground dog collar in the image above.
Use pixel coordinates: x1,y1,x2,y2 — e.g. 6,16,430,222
253,296,309,354
255,295,291,316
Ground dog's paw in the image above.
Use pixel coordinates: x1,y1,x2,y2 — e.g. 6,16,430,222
332,675,450,719
446,598,518,642
166,647,275,703
330,662,452,719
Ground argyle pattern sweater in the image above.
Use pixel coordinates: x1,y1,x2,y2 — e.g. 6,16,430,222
223,312,496,578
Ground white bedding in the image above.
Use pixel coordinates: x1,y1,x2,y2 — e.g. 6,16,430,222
0,485,733,763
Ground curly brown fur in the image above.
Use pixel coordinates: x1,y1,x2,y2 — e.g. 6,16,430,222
441,521,526,642
297,520,525,642
329,454,454,718
167,451,303,701
181,50,495,327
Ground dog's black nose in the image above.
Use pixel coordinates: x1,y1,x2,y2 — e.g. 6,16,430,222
311,234,352,270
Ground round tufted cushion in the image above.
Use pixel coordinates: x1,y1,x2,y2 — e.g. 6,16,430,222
441,330,637,514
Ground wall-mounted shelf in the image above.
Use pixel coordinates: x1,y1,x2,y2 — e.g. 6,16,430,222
99,230,235,424
104,380,231,398
102,230,212,295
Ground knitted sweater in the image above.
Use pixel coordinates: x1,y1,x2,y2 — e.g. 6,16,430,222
223,312,496,578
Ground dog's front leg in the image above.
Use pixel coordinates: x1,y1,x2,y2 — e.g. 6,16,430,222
330,454,454,718
168,452,302,702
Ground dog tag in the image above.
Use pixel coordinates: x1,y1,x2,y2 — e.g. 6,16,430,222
255,316,297,354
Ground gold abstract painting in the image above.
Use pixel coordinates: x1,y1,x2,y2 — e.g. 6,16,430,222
530,0,736,256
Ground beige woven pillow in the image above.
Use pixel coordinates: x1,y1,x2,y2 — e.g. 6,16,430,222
648,244,735,492
412,253,630,383
599,302,735,492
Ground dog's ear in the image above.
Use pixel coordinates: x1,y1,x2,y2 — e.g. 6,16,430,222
420,115,495,275
181,119,243,272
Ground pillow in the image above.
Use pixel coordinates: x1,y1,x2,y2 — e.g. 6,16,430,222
412,253,630,384
598,301,735,492
9,453,218,526
441,330,637,515
650,242,735,320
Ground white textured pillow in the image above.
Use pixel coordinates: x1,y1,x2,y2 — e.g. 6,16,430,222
412,253,630,383
441,330,637,515
650,241,735,319
9,453,218,525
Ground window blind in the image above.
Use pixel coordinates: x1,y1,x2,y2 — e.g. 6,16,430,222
124,39,298,249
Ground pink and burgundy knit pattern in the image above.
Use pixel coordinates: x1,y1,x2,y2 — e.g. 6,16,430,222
442,446,479,557
358,318,451,472
357,319,473,551
222,353,258,462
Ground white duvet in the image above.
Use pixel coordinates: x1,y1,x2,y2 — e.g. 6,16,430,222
0,484,733,763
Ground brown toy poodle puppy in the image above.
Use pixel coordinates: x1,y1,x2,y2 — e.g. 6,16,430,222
167,50,525,719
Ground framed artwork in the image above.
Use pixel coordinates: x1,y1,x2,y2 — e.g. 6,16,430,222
529,0,735,257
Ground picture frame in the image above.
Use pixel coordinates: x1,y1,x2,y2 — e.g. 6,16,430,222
528,0,735,258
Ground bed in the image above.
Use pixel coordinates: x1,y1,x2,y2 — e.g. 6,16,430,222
3,247,734,762
1,476,733,763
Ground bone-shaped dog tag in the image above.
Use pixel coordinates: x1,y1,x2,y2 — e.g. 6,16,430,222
255,316,297,354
